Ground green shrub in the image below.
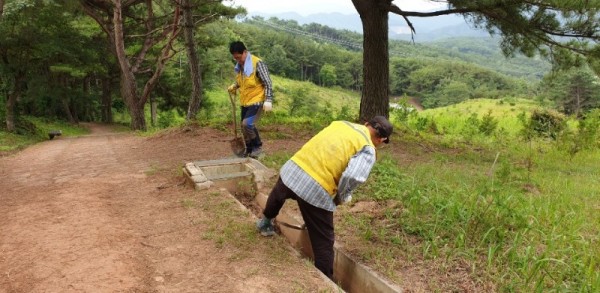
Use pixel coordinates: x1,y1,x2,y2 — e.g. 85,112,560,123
522,109,566,140
336,105,355,121
556,109,600,156
479,110,499,136
391,95,415,123
578,109,600,149
158,110,176,128
462,113,480,138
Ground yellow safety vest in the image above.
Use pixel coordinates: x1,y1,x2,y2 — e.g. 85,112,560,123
291,121,374,196
236,55,266,106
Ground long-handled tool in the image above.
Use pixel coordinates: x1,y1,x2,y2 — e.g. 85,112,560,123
277,220,307,230
228,92,246,157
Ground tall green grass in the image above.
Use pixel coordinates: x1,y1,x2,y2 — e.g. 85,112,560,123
346,100,599,291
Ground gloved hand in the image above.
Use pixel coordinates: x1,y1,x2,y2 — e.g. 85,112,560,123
344,195,352,204
227,84,237,94
334,194,351,206
263,101,273,112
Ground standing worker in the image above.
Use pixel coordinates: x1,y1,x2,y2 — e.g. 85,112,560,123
256,116,394,279
228,41,274,159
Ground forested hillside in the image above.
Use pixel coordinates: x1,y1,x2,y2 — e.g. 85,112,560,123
247,16,551,80
237,17,540,108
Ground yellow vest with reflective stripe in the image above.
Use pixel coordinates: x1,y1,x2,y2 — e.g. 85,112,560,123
236,55,266,106
291,121,374,196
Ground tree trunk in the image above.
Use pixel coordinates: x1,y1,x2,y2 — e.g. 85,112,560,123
150,96,157,127
129,101,146,130
5,72,25,132
60,97,76,124
353,0,390,122
101,77,113,123
112,0,146,130
6,82,19,133
182,0,203,121
6,93,16,132
70,98,80,124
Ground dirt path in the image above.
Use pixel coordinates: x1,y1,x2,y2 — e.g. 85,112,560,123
0,123,336,292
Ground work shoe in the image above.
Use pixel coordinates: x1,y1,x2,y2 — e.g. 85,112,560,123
255,217,275,236
248,147,264,159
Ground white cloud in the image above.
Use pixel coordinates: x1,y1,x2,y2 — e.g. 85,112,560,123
229,0,446,16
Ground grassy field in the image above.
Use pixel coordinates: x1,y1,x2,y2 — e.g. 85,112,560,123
209,82,598,291
345,100,599,291
199,81,599,291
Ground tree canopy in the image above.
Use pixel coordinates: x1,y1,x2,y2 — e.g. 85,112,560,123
2,0,600,132
352,0,600,121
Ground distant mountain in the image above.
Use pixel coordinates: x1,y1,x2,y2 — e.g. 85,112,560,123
247,12,363,32
427,37,551,80
243,11,551,80
245,11,490,42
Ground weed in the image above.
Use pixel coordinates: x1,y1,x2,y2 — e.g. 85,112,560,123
181,198,196,208
144,164,161,176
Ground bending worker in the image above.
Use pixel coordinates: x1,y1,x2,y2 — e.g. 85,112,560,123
228,41,274,158
256,116,394,279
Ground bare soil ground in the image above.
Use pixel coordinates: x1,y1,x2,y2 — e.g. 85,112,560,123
0,123,338,292
0,122,490,293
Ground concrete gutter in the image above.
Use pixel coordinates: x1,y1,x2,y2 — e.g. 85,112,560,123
183,158,403,293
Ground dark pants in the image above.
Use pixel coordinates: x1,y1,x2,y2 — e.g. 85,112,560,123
263,178,335,279
241,104,263,153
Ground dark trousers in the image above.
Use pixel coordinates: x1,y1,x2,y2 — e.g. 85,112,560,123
263,178,335,279
240,104,263,152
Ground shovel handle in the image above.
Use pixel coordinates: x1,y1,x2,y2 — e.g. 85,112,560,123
228,92,247,150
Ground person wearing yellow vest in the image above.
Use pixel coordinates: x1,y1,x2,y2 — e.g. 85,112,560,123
228,41,274,158
256,116,393,279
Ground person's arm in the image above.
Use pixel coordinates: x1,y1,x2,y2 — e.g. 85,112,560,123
335,146,376,205
256,61,273,102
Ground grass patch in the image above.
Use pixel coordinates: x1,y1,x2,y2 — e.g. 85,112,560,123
343,136,599,291
0,117,89,154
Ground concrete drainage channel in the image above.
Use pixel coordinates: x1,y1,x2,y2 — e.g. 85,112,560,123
184,158,403,293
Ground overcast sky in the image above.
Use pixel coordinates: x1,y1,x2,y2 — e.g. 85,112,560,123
229,0,447,16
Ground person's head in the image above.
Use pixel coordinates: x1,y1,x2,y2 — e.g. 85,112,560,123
229,41,247,65
365,116,393,147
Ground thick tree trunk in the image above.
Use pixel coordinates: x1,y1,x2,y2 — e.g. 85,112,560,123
6,90,18,133
113,0,146,130
182,0,203,121
353,0,390,122
101,77,113,123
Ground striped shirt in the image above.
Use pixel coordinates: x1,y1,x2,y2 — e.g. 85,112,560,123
280,145,377,212
256,61,273,102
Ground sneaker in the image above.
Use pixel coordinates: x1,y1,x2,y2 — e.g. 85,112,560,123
255,217,275,236
249,148,264,159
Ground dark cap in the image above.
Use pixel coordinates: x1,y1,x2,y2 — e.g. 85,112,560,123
369,116,393,143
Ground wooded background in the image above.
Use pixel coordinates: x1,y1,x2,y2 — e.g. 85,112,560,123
2,0,600,132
